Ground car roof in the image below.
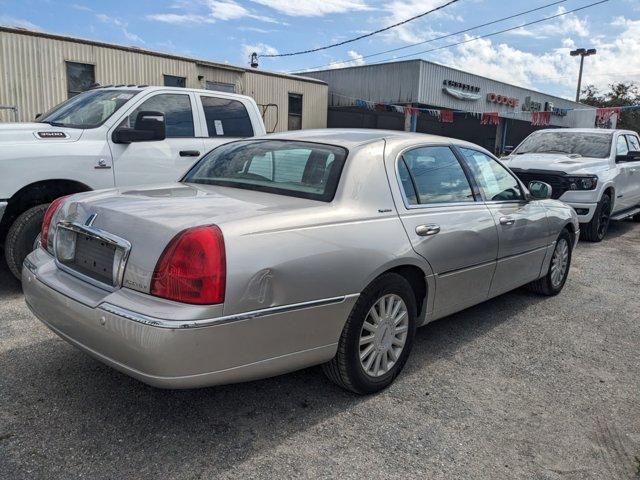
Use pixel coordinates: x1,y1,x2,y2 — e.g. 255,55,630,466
93,85,255,102
530,128,625,135
261,128,485,150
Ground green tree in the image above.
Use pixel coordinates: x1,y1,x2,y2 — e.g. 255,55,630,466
581,82,640,133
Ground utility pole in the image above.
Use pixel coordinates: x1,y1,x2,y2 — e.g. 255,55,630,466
570,48,596,102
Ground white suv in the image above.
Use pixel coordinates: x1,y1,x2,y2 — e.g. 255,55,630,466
503,128,640,242
0,86,266,278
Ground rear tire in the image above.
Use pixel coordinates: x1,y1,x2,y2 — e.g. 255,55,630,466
323,273,417,395
4,204,49,280
581,193,611,242
527,228,573,296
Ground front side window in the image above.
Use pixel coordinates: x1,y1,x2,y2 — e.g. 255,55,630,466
399,146,474,205
200,96,253,138
66,61,95,98
460,148,523,202
288,93,303,130
164,75,186,88
626,135,640,151
39,89,139,129
616,135,629,155
124,93,194,138
184,140,346,201
514,132,612,158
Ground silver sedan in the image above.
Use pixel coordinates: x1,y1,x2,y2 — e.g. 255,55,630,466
23,129,579,394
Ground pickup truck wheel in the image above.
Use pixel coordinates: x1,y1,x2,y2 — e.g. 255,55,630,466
527,229,573,296
322,273,417,395
581,193,611,242
4,204,49,280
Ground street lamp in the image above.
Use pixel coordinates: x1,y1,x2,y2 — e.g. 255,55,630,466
570,48,596,102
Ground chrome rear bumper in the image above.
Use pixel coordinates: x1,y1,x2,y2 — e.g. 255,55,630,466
23,252,357,389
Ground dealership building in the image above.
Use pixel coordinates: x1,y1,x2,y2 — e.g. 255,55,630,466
0,26,328,132
305,60,598,153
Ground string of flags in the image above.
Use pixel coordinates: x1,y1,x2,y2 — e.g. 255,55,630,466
331,92,640,127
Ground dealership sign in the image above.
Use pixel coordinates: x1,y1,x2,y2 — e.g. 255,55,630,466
442,80,481,101
486,93,519,108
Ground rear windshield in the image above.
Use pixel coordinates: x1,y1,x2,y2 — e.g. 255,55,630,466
183,140,348,202
514,131,612,158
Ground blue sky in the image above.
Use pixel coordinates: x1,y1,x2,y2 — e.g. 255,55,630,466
1,0,639,99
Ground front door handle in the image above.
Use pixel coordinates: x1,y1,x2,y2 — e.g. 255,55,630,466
179,150,201,157
500,216,515,226
416,224,440,236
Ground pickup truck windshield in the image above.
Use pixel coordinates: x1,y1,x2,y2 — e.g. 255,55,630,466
184,140,348,202
514,132,612,158
38,89,139,128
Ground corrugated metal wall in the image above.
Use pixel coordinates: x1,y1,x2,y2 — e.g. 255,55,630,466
0,28,328,131
306,60,597,128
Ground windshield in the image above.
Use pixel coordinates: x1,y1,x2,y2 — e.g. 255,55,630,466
38,89,140,129
184,140,348,202
514,131,612,158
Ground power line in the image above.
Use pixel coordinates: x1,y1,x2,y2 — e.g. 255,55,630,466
258,0,461,58
297,0,568,72
292,0,608,73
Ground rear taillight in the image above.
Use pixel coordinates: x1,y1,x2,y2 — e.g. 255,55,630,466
41,195,70,253
150,225,226,305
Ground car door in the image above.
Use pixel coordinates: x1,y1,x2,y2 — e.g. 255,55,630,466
456,147,550,297
109,91,205,186
393,145,499,317
613,134,635,212
623,134,640,207
196,94,258,155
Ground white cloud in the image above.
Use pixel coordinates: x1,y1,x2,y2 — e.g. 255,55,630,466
249,0,372,17
96,13,145,44
328,50,365,69
434,17,640,98
507,7,589,39
148,0,280,25
380,0,460,44
0,15,40,30
147,13,216,24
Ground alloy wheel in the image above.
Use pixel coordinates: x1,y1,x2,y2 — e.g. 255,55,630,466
550,238,569,288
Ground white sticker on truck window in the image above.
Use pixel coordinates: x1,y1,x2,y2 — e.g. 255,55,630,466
214,120,224,136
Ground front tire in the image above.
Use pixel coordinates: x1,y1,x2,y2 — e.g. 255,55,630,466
581,193,611,242
527,229,573,296
4,204,49,280
323,273,417,395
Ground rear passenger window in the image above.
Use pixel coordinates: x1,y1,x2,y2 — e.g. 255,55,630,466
128,93,194,138
459,148,523,201
399,146,474,205
200,96,254,137
626,135,640,151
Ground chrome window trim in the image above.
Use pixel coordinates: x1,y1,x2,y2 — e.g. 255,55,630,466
53,221,132,292
99,293,360,329
394,143,480,211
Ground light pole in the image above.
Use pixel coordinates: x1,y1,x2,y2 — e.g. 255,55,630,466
570,48,596,103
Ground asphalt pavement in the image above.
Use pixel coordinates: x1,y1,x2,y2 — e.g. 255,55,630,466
1,221,639,479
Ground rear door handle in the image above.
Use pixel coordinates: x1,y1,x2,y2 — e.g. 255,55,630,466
500,216,515,226
179,150,201,157
416,224,440,236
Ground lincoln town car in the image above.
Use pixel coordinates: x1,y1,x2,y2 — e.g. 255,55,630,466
22,130,579,394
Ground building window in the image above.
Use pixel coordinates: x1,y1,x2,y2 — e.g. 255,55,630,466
200,96,253,137
164,74,186,88
205,81,235,93
66,61,95,98
288,93,303,130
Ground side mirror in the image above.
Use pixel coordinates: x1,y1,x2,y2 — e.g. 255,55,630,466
528,181,552,200
112,111,166,144
503,145,514,154
616,150,640,163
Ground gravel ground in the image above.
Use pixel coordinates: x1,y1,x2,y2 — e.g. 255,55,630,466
1,221,639,480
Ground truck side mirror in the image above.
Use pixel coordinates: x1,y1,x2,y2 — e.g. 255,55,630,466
528,181,552,200
616,150,640,163
112,111,166,144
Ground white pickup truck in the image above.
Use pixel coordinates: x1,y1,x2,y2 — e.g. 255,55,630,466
0,86,266,278
503,128,640,242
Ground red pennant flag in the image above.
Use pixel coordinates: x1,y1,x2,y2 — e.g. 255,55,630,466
440,110,454,123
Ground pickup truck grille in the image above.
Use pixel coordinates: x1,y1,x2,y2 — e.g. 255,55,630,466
509,168,569,200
